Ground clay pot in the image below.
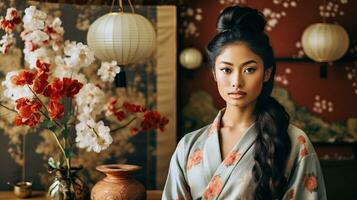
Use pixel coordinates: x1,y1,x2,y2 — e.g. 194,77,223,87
91,164,146,200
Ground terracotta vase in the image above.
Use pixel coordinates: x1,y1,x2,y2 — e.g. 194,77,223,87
91,164,146,200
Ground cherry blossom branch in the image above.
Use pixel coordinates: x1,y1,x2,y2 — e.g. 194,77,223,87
110,116,137,133
0,102,17,113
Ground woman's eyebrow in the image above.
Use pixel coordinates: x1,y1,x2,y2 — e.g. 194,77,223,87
219,60,257,67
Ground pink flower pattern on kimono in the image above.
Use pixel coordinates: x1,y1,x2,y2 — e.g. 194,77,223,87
187,149,203,170
203,175,222,200
297,135,309,158
287,188,295,199
208,118,220,137
297,135,306,144
223,151,240,166
304,173,318,193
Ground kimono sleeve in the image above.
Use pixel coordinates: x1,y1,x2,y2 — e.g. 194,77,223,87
162,139,192,200
282,153,327,200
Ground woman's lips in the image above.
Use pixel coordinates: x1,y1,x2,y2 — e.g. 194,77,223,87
228,91,247,99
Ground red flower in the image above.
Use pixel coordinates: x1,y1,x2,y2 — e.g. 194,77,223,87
0,19,14,32
203,175,222,200
33,73,49,94
14,98,42,127
0,9,21,33
304,174,318,193
123,101,145,113
62,78,83,98
300,147,308,158
44,78,82,100
11,70,36,86
115,110,126,121
36,59,50,73
223,151,240,166
130,127,139,136
48,100,64,120
187,149,203,170
105,97,117,114
44,78,64,100
140,111,168,132
298,135,306,144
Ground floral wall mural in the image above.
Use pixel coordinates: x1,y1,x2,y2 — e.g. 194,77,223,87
178,0,357,145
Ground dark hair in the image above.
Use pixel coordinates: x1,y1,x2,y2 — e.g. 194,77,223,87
207,6,292,200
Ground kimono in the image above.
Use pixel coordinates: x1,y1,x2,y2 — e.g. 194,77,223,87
163,109,327,200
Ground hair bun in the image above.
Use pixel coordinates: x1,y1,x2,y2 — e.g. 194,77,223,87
217,6,266,34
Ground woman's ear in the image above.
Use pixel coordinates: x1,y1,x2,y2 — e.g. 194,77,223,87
263,68,272,82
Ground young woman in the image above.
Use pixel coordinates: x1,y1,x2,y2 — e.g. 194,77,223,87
163,6,327,200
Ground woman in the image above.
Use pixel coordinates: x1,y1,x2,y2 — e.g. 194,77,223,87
163,5,327,200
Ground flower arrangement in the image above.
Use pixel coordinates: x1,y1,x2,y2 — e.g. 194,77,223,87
0,5,168,178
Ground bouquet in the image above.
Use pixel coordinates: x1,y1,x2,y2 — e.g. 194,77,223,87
0,5,168,179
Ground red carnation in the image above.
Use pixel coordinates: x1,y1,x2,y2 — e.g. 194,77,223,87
11,70,36,86
48,100,64,120
63,77,83,98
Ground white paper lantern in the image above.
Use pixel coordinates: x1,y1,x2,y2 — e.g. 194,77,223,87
301,23,349,62
179,48,203,69
87,12,156,65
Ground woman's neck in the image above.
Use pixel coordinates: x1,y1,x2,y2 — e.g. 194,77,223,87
222,103,256,129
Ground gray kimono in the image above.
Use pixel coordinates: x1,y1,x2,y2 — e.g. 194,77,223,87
163,110,327,200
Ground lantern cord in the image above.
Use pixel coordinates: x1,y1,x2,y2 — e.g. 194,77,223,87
322,0,326,23
128,0,135,13
118,0,123,12
110,0,135,13
110,0,115,13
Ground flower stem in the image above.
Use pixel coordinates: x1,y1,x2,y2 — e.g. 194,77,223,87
0,103,17,113
110,116,137,133
49,129,66,162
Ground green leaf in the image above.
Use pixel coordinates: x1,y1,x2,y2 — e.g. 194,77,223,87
48,157,60,169
60,110,73,124
64,148,73,158
61,128,70,140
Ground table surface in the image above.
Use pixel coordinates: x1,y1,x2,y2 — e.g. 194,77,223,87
0,190,162,200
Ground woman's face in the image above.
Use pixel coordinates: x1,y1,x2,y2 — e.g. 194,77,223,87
214,43,271,109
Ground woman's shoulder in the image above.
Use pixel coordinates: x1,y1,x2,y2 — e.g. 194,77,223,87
287,124,317,161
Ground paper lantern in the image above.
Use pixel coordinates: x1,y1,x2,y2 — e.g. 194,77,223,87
87,12,156,65
179,48,203,69
301,23,349,62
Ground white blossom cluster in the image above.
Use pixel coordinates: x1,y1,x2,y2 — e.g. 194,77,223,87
97,61,120,82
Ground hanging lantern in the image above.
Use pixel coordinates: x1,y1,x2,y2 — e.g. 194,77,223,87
87,0,156,87
179,48,203,69
87,12,156,65
301,23,349,62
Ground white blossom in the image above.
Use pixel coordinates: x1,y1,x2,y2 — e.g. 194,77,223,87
75,119,112,153
63,41,95,69
54,56,87,83
23,6,47,31
0,33,15,54
75,83,105,120
1,71,34,101
22,30,49,46
24,47,49,69
5,8,18,21
97,61,120,82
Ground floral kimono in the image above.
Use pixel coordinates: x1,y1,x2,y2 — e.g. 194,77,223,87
163,110,327,200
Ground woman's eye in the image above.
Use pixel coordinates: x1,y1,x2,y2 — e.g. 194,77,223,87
220,68,232,73
244,67,256,74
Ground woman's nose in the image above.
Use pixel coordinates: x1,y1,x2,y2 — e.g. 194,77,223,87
232,72,244,88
